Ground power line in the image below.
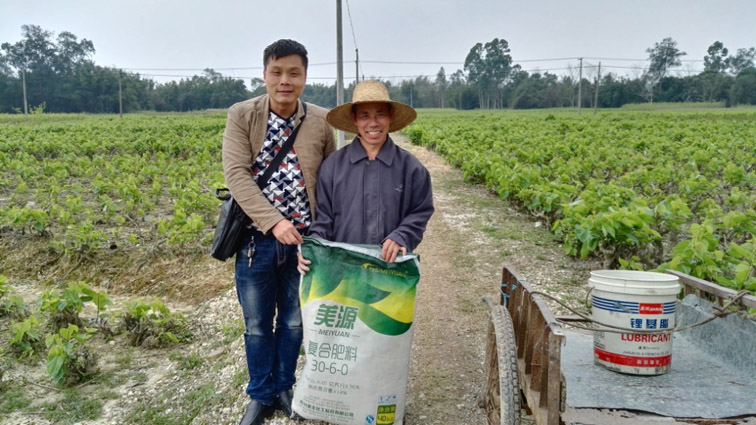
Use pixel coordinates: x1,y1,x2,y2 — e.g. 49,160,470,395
345,1,358,48
136,73,350,80
115,56,706,74
601,65,705,74
3,66,710,82
361,60,464,65
345,0,364,80
121,62,338,72
361,57,585,65
517,57,583,63
124,67,260,72
361,56,705,65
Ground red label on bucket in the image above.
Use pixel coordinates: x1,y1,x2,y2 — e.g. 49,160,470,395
639,303,663,314
595,347,671,367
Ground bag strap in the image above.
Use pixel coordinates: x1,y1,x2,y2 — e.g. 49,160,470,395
256,102,307,190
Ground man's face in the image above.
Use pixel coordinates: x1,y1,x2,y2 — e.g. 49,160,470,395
352,102,392,149
263,54,306,116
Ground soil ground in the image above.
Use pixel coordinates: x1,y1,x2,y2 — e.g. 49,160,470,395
0,134,601,425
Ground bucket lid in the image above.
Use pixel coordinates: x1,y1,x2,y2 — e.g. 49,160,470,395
589,270,680,295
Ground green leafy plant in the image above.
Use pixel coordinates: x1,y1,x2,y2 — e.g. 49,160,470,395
619,256,646,271
720,240,756,291
170,352,204,370
10,316,43,360
0,275,8,298
1,295,29,320
82,286,113,335
0,277,26,320
39,281,113,333
64,220,108,254
221,319,245,343
45,325,98,386
29,102,46,115
156,207,206,246
39,282,89,330
119,299,193,347
0,347,8,385
3,207,49,235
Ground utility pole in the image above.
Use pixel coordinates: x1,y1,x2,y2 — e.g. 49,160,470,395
593,62,601,116
355,48,359,84
21,69,28,117
336,0,345,148
577,58,583,115
118,69,123,119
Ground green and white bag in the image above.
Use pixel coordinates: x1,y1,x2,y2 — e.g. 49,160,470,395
293,237,420,425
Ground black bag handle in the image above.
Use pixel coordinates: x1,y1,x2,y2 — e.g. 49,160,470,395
256,102,307,190
215,188,232,201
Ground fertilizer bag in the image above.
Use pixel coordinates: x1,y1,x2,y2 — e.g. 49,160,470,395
293,237,420,425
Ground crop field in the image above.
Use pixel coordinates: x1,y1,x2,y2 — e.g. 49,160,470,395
2,109,755,295
0,113,235,298
406,108,756,292
4,109,755,296
0,113,226,256
1,108,755,422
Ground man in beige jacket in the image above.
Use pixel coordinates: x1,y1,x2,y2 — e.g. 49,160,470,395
222,39,335,425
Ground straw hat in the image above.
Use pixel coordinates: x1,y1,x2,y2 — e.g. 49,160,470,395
326,80,417,134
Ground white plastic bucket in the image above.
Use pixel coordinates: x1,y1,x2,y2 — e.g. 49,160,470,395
589,270,680,375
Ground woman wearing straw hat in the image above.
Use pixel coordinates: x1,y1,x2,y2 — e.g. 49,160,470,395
299,80,434,270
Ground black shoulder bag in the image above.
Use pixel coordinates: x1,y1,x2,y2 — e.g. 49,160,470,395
210,103,307,261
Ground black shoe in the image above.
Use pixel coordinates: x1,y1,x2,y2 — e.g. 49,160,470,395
238,400,274,425
274,389,294,418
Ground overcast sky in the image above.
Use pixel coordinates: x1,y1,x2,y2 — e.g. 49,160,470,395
2,0,755,86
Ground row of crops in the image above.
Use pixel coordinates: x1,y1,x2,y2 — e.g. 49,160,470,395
406,109,756,292
1,109,755,293
0,113,227,256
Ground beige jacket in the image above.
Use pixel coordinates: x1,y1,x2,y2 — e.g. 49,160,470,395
222,95,336,233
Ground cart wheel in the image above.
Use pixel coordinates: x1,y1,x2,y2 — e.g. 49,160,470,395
485,305,520,425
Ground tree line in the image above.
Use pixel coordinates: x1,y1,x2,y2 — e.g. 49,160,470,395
1,25,755,114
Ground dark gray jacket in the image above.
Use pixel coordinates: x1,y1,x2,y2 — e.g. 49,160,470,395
309,136,434,251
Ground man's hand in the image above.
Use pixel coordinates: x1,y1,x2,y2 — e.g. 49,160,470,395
271,220,303,245
297,251,311,275
381,238,407,263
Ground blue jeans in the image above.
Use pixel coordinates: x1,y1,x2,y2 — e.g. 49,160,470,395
235,229,302,405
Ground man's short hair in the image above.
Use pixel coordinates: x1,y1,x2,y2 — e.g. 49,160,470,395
263,39,308,71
